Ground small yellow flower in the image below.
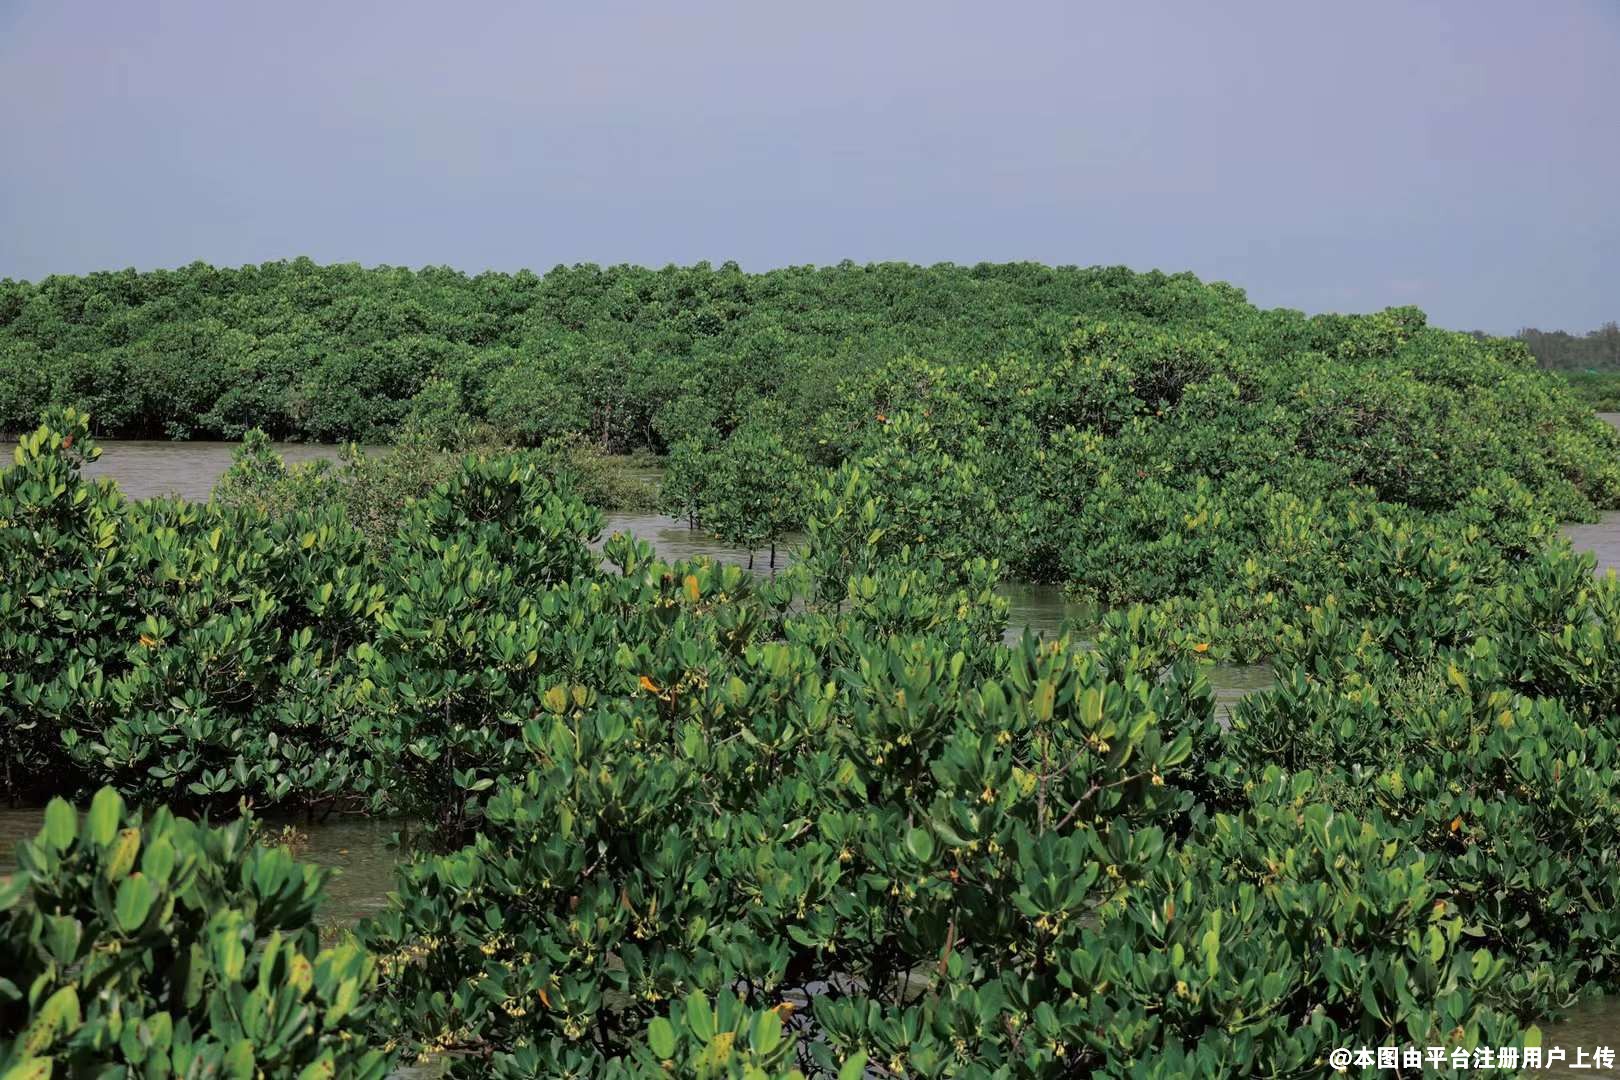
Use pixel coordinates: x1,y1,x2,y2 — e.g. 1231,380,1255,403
138,633,159,648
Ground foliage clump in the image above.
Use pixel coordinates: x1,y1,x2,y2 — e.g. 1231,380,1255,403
4,261,1617,641
0,787,388,1079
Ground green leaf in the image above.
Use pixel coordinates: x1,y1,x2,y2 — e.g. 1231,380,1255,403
41,986,81,1031
214,914,247,981
115,874,156,932
142,836,176,885
85,787,123,846
136,1012,174,1053
0,873,28,912
44,916,81,965
20,985,80,1055
104,828,142,881
685,990,715,1042
541,684,568,714
325,977,360,1025
647,1016,677,1058
296,1052,336,1080
1359,976,1384,1023
0,1059,53,1080
1201,925,1220,978
223,1039,255,1080
838,1053,870,1080
750,1009,783,1053
41,798,76,852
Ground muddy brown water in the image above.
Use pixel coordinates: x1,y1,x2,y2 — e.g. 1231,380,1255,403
7,432,1620,1058
78,438,360,501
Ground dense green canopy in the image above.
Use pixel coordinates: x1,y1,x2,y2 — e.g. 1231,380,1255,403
3,260,1617,628
0,260,1563,447
3,412,1620,1076
3,263,1620,1076
0,260,1242,443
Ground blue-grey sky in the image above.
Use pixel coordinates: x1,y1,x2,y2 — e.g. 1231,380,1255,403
2,0,1615,333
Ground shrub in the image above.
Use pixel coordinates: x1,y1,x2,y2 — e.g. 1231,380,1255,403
0,787,391,1078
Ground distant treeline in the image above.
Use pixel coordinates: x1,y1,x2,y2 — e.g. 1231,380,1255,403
1516,322,1620,372
1507,323,1620,410
7,257,1604,449
0,259,1265,445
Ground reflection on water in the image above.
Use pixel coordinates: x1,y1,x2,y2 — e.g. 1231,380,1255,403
993,581,1094,642
1560,416,1620,578
599,511,799,573
1208,663,1276,719
597,513,1276,710
1563,513,1620,576
80,439,352,502
1544,996,1620,1077
0,809,40,876
600,512,1095,644
262,816,403,925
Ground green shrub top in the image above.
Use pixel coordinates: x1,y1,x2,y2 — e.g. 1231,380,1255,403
0,787,389,1079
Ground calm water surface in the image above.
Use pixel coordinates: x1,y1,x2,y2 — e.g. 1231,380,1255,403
81,439,354,501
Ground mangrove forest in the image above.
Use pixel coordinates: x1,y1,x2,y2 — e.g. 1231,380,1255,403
1,261,1619,1077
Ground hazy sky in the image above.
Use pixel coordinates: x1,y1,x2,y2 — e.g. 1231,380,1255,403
2,0,1615,333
